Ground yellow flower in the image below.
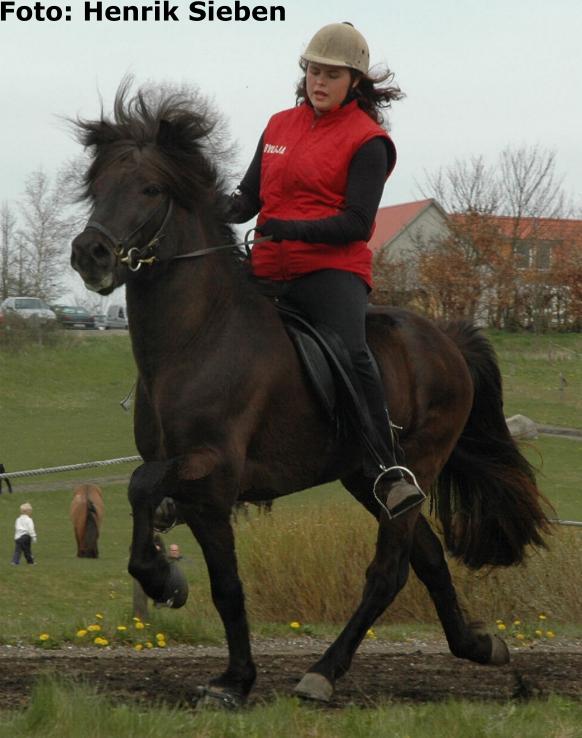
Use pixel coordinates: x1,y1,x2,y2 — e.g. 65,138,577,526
88,624,101,632
76,629,88,638
366,629,376,639
516,633,525,641
94,637,109,646
495,619,503,624
535,630,543,637
538,614,547,621
497,623,506,631
95,613,104,620
116,625,128,632
289,621,301,629
155,632,165,641
134,621,145,630
145,642,154,649
157,640,167,648
513,620,521,626
39,633,50,642
134,643,143,651
546,630,555,638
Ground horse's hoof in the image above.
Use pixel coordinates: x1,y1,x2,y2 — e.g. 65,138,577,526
193,686,243,710
489,634,510,665
162,562,189,608
294,672,334,703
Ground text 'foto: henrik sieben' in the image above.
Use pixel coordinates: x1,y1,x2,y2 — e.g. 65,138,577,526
0,1,287,22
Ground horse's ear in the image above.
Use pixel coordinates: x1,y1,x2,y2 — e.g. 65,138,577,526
156,119,175,150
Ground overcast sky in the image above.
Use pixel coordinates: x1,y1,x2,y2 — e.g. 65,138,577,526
1,0,581,301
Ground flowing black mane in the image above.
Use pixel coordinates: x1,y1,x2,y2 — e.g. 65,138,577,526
74,80,232,216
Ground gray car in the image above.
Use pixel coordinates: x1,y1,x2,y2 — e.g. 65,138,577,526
0,297,57,323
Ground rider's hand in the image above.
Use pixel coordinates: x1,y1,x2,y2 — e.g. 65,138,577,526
257,218,299,243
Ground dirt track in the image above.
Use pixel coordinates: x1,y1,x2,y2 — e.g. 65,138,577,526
1,639,581,710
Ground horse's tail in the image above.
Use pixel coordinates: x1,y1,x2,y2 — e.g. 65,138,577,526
80,499,100,558
433,321,553,569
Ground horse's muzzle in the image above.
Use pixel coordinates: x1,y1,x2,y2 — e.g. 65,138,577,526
71,230,117,292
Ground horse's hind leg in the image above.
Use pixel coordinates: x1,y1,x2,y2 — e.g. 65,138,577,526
127,462,189,607
410,514,509,666
295,475,417,702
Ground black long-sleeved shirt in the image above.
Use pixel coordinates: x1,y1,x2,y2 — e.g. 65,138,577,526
227,134,391,245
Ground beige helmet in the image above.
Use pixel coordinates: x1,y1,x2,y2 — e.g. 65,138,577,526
302,22,370,75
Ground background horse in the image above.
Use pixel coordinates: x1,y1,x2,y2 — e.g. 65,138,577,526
70,82,551,706
70,483,104,558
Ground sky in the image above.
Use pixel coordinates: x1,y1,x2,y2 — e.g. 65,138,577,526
1,0,581,301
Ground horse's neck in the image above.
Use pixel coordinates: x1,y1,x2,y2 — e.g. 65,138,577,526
126,251,239,379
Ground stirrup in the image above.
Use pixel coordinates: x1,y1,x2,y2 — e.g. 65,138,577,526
372,465,426,520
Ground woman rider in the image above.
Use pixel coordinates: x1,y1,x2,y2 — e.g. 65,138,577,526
225,22,425,518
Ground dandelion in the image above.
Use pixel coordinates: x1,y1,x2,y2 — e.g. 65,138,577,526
497,623,506,631
155,633,165,641
39,633,50,642
116,626,128,632
145,642,154,649
516,633,525,641
133,617,142,623
289,621,301,630
76,629,88,638
134,621,145,630
87,624,101,632
157,640,167,648
546,630,555,639
495,619,503,624
95,613,104,620
535,630,543,637
134,643,143,652
366,629,376,639
513,619,521,626
94,637,109,646
538,614,547,621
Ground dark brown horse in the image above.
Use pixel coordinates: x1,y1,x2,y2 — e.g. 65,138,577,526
70,483,104,558
70,83,551,706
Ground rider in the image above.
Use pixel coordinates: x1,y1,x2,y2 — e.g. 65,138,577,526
225,22,425,518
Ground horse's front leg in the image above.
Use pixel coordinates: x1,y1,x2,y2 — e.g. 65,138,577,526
127,462,189,607
178,473,257,706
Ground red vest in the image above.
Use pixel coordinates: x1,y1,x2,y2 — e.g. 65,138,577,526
251,101,395,286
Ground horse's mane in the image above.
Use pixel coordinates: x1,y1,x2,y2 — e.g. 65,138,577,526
74,79,234,215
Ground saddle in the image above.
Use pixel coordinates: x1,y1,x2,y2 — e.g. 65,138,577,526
277,305,388,471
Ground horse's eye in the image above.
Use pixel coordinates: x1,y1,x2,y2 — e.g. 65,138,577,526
143,185,163,197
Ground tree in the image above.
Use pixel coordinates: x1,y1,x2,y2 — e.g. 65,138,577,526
17,168,78,302
416,145,574,329
0,202,17,300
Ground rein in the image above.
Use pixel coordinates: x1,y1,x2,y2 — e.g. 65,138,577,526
84,198,271,271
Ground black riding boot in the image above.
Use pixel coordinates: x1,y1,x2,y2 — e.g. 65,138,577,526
353,348,426,519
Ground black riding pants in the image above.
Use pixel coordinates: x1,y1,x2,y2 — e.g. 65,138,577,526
278,269,395,473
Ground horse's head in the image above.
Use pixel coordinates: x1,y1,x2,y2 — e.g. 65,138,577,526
71,81,227,294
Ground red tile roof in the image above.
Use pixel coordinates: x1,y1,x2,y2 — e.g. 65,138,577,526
369,199,437,254
480,214,582,243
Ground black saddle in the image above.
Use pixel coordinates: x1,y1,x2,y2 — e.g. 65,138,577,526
277,305,386,470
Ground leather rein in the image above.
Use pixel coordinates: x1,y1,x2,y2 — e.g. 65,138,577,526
84,197,270,272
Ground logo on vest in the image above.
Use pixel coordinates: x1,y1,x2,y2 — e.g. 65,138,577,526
264,143,287,155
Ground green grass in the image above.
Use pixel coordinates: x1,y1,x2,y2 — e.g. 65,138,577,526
1,678,581,738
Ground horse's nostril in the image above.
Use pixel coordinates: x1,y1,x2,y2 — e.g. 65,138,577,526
91,242,111,264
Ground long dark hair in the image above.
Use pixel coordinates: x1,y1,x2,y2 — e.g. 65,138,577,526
295,60,405,128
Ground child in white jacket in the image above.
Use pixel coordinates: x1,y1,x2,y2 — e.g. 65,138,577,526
11,502,37,565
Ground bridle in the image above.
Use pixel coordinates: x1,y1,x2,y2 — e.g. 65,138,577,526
84,196,271,272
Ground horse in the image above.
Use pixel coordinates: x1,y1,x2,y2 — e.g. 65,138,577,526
70,483,104,558
70,82,551,706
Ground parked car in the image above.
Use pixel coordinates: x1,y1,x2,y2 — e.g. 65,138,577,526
51,305,96,330
0,296,56,323
94,313,107,330
105,304,128,329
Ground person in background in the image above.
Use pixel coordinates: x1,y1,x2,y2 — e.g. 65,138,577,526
11,502,37,565
225,22,425,518
168,543,183,561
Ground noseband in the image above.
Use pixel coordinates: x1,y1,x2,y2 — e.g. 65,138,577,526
85,198,174,272
84,197,273,271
